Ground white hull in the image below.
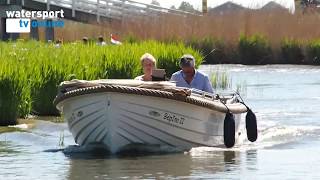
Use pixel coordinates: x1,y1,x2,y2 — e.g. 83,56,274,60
58,92,243,153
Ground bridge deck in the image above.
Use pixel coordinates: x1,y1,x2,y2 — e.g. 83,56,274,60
2,0,197,23
0,0,198,41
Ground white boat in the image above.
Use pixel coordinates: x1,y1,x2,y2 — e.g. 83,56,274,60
54,79,257,154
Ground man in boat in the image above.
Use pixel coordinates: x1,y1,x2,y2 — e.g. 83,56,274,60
97,35,106,46
134,53,157,81
170,54,214,93
82,37,89,45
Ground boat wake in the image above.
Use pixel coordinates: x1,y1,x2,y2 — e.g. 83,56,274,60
190,123,320,154
0,120,75,152
1,119,319,156
52,122,320,156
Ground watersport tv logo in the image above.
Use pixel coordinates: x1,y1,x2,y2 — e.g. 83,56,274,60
5,10,65,33
6,19,31,33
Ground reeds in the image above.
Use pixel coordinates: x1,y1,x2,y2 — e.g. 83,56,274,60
115,11,320,45
210,71,231,90
0,40,202,125
33,10,320,45
238,34,272,65
306,40,320,65
18,9,320,65
118,13,320,65
280,39,305,64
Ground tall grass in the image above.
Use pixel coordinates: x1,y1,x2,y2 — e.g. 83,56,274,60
18,10,320,65
0,40,202,125
210,70,247,96
238,34,272,65
280,39,305,64
28,10,320,48
0,65,31,125
210,71,231,90
306,40,320,65
186,37,228,64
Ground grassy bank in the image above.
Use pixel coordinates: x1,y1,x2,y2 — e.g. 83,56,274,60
306,40,320,65
182,34,320,65
17,10,320,65
54,11,320,44
0,41,202,125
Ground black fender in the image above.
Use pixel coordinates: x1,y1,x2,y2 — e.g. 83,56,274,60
246,109,258,142
224,111,236,148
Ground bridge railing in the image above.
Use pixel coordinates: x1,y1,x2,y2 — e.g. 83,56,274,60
5,0,198,21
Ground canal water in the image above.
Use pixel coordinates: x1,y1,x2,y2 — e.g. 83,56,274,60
1,65,320,179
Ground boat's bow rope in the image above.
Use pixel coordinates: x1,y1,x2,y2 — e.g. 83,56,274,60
54,84,247,114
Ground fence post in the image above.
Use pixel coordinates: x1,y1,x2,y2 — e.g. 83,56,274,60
45,20,54,42
10,32,19,40
47,0,50,11
0,18,9,41
72,0,75,17
202,0,207,14
97,0,100,22
120,0,125,19
30,20,39,40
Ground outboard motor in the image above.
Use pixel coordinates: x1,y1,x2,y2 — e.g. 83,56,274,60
224,111,235,148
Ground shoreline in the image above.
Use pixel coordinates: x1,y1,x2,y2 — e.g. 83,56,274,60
0,39,318,126
0,40,201,125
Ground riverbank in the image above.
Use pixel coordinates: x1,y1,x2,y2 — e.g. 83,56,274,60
51,11,320,65
123,34,320,65
0,41,202,125
188,35,320,65
1,38,319,126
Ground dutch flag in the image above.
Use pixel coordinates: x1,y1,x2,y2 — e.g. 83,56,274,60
110,34,122,45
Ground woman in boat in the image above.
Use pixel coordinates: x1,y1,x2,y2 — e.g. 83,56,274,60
134,53,157,81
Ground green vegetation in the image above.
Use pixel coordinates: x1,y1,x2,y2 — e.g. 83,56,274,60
183,34,320,65
0,40,202,125
280,39,305,64
186,37,227,64
210,70,247,96
210,71,231,90
0,66,31,125
59,131,65,147
185,34,272,65
306,40,320,65
1,35,318,125
238,34,272,65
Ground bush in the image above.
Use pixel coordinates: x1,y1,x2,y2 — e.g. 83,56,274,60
31,65,66,115
186,37,227,64
306,40,320,65
0,68,31,125
281,39,305,64
238,34,272,65
123,33,140,44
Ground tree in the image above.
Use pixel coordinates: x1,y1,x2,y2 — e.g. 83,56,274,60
151,0,160,6
170,5,176,10
178,1,196,12
300,0,320,14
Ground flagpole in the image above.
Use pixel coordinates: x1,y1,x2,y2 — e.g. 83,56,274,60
202,0,207,14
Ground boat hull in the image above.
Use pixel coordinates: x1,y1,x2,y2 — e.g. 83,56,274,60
58,92,243,153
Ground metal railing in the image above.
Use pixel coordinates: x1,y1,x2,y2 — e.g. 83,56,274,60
6,0,198,21
191,88,240,104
